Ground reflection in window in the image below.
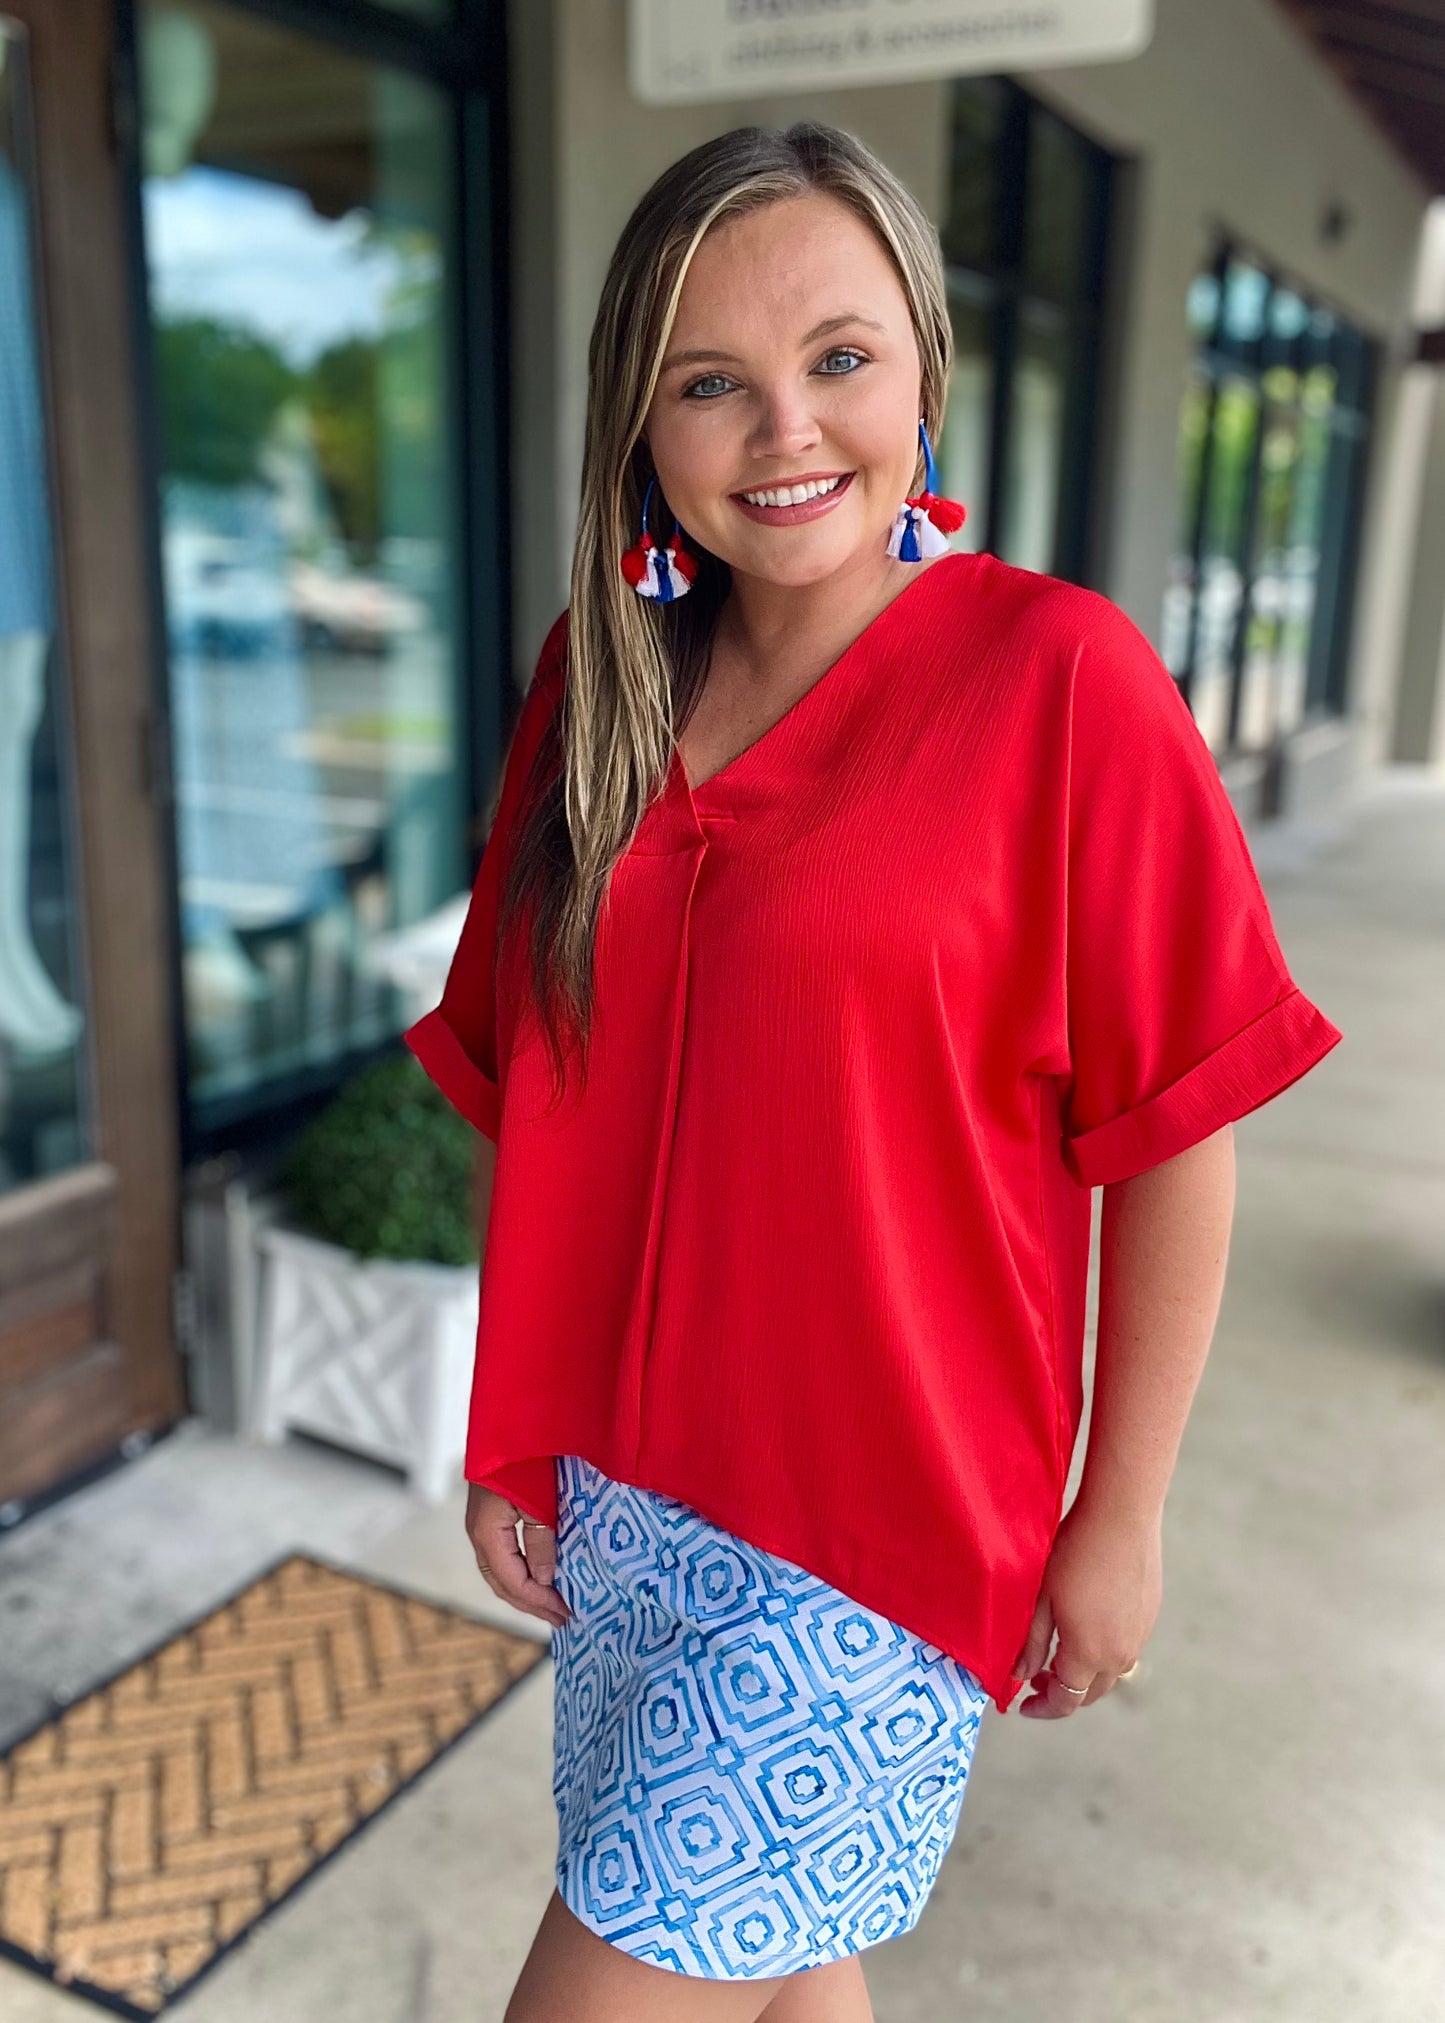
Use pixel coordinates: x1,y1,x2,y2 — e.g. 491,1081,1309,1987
0,24,89,1191
941,75,1003,274
1162,244,1373,758
1001,302,1067,573
137,2,464,1141
938,283,992,554
938,78,1114,581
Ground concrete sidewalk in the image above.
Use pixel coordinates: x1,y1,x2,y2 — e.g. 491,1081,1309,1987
2,767,1442,2023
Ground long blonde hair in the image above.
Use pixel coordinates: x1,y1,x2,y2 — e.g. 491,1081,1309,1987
503,121,954,1101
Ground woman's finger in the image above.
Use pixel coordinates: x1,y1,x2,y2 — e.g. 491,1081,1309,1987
1017,1664,1097,1718
1012,1594,1055,1692
1045,1666,1096,1716
479,1512,569,1627
520,1522,566,1605
1046,1629,1101,1716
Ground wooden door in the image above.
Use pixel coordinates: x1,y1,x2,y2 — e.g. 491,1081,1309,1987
0,0,184,1512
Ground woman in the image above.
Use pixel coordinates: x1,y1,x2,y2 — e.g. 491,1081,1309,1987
405,123,1342,2021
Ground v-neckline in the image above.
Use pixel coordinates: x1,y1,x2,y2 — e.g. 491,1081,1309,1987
674,550,968,803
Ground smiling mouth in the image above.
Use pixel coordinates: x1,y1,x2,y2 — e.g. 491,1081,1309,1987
736,473,850,507
731,471,855,523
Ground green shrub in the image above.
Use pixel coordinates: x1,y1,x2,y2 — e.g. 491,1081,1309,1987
281,1054,477,1265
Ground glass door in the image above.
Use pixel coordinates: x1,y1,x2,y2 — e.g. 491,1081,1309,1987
133,0,483,1148
0,21,88,1194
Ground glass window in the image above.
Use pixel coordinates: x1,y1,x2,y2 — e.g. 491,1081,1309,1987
1186,269,1221,344
0,23,90,1191
1196,378,1260,750
1219,259,1269,362
941,284,992,556
941,78,1005,274
1022,108,1090,304
136,1,466,1140
1164,242,1373,755
938,77,1114,581
1000,301,1066,573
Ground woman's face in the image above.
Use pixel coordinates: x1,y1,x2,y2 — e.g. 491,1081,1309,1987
641,192,925,590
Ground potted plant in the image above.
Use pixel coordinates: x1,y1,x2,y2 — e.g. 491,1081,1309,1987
246,1054,481,1502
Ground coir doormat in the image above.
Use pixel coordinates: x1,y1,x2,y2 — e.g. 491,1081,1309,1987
0,1550,549,2017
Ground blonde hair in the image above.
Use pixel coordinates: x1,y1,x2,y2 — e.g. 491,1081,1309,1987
503,121,954,1101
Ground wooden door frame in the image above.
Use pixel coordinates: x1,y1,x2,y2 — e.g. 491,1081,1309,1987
0,0,185,1511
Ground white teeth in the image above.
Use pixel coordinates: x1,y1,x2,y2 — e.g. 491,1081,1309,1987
741,475,844,507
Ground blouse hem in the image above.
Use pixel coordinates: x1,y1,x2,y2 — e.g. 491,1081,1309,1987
472,1445,1027,1713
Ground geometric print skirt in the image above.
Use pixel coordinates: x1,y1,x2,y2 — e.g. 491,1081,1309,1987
549,1453,990,1980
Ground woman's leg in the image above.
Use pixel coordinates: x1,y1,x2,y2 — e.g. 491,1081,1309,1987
504,1890,872,2023
757,1954,875,2021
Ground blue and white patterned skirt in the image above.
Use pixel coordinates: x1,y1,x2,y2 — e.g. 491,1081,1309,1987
548,1453,989,1980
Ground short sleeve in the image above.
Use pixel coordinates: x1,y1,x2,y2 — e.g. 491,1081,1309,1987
1058,594,1342,1189
403,613,567,1139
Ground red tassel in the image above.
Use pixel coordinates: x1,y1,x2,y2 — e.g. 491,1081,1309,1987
914,492,967,534
620,533,654,587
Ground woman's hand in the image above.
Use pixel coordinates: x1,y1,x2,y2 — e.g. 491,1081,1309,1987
1010,1496,1161,1717
465,1483,572,1630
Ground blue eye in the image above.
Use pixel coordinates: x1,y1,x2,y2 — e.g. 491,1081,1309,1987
680,347,869,400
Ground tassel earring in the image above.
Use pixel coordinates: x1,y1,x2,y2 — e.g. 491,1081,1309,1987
620,475,697,602
887,420,967,563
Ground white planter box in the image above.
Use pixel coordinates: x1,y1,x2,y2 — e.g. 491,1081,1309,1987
247,1224,478,1504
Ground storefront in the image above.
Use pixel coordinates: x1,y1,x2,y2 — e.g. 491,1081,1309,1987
2,0,1441,1521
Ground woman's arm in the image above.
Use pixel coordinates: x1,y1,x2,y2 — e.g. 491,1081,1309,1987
462,1134,571,1627
1012,1122,1237,1715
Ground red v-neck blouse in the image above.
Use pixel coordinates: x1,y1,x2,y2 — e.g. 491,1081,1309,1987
405,551,1342,1709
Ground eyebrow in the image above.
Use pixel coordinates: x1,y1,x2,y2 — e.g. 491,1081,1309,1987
659,312,888,375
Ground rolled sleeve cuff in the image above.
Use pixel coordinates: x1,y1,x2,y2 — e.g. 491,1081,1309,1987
404,1004,502,1141
1062,987,1343,1190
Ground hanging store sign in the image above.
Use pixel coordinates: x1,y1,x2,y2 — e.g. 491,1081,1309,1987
629,0,1154,105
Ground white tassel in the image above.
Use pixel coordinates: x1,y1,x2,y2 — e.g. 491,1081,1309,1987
887,503,954,562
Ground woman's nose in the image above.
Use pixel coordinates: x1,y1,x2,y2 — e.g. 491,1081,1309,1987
747,391,823,457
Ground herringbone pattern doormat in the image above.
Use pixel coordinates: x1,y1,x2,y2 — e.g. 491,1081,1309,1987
0,1551,549,2017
